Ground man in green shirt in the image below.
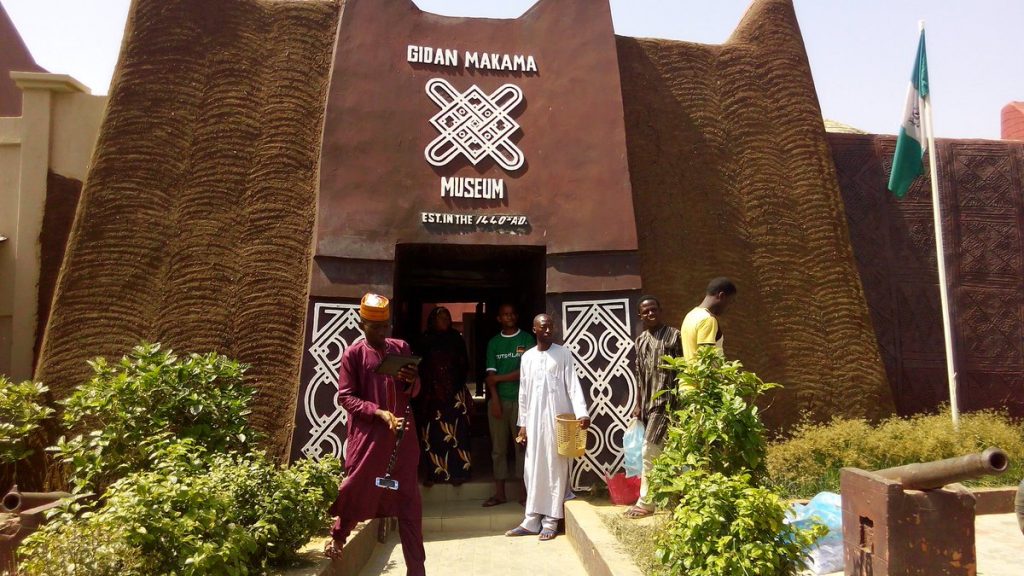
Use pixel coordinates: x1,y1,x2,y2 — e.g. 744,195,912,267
482,303,534,507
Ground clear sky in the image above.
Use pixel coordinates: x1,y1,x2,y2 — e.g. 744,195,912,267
4,0,1021,139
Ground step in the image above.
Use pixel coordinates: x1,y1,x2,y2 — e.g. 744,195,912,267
419,479,524,503
422,496,525,533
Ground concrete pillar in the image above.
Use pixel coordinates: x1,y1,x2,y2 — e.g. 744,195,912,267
5,72,89,381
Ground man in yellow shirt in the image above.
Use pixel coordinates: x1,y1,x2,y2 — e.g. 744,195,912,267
680,277,737,359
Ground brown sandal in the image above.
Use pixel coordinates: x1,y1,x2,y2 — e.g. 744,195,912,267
323,538,344,560
623,505,654,519
482,496,507,507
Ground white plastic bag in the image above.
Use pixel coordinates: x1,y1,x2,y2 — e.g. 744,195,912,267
787,491,844,574
622,419,645,478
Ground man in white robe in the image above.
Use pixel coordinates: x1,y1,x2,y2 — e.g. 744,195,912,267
504,313,590,541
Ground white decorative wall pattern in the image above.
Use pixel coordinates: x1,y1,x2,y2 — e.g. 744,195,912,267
424,78,525,171
561,298,637,490
298,302,364,461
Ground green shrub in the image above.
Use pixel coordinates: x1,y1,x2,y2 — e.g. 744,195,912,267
20,442,342,576
768,409,1024,497
16,510,152,576
655,470,826,576
0,378,53,466
648,348,823,575
19,343,342,575
53,343,259,492
652,347,780,496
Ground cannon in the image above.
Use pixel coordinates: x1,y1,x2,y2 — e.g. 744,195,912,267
1,486,70,514
840,448,1009,576
0,486,72,573
873,447,1009,490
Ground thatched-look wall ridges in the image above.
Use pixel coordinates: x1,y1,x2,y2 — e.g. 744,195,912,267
35,0,340,457
617,0,895,426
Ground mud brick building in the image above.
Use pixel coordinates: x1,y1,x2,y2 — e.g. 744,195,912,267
2,0,1021,488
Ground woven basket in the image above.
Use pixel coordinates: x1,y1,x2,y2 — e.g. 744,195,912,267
555,413,586,458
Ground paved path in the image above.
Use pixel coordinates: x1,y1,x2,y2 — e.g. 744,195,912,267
358,530,587,576
976,513,1022,576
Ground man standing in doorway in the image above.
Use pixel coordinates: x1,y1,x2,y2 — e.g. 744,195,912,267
325,294,426,576
624,295,682,519
505,314,590,541
681,277,737,359
483,303,533,508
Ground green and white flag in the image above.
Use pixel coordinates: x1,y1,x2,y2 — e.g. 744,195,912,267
888,30,929,198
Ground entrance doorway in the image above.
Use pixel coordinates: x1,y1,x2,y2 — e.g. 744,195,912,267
392,243,545,391
392,243,545,480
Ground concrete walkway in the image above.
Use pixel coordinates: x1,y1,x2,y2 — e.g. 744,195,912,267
358,530,587,576
975,513,1023,576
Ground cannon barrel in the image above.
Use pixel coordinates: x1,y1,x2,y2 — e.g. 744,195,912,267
1,487,71,514
874,447,1009,490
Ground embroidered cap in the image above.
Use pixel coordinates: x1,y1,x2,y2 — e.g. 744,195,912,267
359,293,391,322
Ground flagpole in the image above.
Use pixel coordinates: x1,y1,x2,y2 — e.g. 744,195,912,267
918,20,961,429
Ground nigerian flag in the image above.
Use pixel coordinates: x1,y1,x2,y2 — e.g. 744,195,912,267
888,29,929,198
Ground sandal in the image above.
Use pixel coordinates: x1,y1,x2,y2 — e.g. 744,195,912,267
323,538,344,560
623,505,654,519
504,526,540,537
539,528,557,541
482,496,507,508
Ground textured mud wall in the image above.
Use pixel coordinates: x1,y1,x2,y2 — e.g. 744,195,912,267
617,0,894,427
831,133,1024,417
35,0,340,458
35,172,82,368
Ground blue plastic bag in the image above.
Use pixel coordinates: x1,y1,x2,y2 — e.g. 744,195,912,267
787,491,843,574
623,419,645,478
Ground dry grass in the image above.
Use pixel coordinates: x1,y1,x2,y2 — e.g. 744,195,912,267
600,509,667,576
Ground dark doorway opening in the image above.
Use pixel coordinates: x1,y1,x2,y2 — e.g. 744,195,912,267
392,243,545,481
393,243,545,389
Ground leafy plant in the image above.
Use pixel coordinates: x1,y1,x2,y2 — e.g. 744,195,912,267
20,441,342,576
19,343,343,574
655,470,826,576
647,347,824,575
0,378,54,466
768,408,1024,497
16,510,152,576
53,343,259,492
652,346,779,496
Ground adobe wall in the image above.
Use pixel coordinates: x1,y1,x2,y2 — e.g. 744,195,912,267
34,0,341,459
616,0,895,428
830,133,1024,417
38,0,1023,475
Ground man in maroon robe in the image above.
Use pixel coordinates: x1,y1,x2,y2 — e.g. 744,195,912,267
326,293,425,575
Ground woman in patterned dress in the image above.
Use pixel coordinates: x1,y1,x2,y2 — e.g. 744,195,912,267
414,306,472,486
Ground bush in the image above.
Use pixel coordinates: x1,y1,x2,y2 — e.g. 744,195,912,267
16,512,151,576
655,470,826,576
20,442,342,576
0,378,53,466
18,343,342,575
652,346,779,497
767,409,1024,497
53,343,259,492
648,347,823,575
